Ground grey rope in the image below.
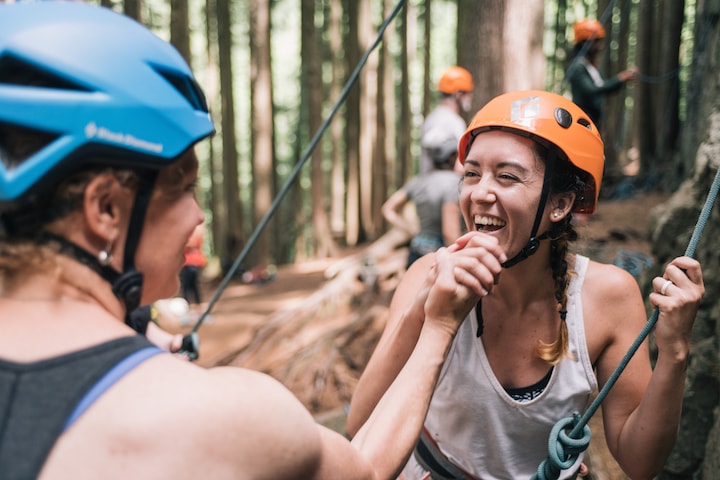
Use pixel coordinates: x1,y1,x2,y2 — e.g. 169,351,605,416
178,0,407,359
533,165,720,479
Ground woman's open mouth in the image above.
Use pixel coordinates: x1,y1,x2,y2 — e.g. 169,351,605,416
474,215,506,233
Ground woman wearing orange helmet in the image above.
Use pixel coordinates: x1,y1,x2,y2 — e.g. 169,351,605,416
567,19,638,130
348,90,704,479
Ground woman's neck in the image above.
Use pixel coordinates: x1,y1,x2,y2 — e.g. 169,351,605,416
1,256,125,319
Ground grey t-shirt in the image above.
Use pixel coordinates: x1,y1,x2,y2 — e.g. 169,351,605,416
403,169,461,237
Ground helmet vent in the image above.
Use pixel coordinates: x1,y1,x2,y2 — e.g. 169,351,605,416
576,118,592,130
0,54,88,91
0,122,58,172
152,65,209,114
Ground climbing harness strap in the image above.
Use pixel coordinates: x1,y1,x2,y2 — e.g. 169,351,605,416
413,428,473,480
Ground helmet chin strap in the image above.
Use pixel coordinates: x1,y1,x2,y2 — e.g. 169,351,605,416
112,172,157,318
37,172,157,333
501,149,556,269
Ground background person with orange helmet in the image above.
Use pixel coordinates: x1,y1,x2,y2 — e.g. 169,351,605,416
347,90,704,479
566,19,638,130
418,66,474,173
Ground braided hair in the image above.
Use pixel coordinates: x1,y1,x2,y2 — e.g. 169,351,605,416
536,150,586,365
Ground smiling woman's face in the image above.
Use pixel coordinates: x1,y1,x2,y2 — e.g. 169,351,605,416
459,130,549,261
136,150,205,304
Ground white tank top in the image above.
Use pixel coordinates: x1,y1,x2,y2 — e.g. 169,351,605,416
402,255,598,479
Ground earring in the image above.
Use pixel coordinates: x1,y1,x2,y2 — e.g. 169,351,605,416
98,244,113,266
553,211,562,218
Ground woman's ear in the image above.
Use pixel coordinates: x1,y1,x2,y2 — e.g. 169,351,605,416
82,173,130,246
549,192,576,222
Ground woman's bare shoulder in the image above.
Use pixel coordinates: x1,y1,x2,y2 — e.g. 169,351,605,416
52,356,323,479
582,259,648,354
584,259,643,301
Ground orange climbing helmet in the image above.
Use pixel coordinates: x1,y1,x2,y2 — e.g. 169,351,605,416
573,19,606,43
457,90,604,213
437,66,474,94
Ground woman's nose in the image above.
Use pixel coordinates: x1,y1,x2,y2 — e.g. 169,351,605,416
470,179,497,203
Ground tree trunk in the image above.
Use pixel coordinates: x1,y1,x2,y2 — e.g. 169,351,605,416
421,0,432,118
397,3,412,184
503,0,544,92
634,0,684,191
374,0,394,236
248,0,275,266
344,0,361,246
457,0,505,115
217,0,243,269
358,1,378,240
595,0,630,187
302,0,336,258
169,0,191,64
327,0,346,242
204,0,222,260
124,0,141,21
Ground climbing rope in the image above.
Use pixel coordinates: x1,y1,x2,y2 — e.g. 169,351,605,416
178,0,407,359
532,165,720,480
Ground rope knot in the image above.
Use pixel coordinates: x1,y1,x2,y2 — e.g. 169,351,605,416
532,413,591,480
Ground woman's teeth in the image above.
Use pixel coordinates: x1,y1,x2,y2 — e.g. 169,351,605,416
474,215,505,232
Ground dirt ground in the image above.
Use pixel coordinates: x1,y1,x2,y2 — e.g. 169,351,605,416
157,190,670,480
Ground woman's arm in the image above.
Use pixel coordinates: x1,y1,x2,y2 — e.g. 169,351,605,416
592,257,703,479
346,253,434,436
346,232,506,437
381,188,417,237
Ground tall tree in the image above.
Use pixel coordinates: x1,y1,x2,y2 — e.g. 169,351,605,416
396,2,412,184
248,0,275,266
327,0,347,242
169,0,191,64
421,0,432,117
217,0,243,268
344,0,361,246
458,0,544,116
358,1,379,239
503,0,545,92
634,0,685,190
124,0,141,21
302,0,336,258
375,0,397,223
457,0,505,114
204,0,222,259
599,0,634,186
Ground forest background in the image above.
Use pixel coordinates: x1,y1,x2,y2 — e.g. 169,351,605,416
91,0,700,273
70,1,720,477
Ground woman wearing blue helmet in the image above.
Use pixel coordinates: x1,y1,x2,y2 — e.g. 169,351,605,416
0,3,498,479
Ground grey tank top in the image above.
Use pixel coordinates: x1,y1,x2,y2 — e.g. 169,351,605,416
0,335,160,479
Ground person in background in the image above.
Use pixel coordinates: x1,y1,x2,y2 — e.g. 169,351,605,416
382,128,463,268
347,90,704,479
0,3,501,478
566,19,637,131
419,66,474,174
180,223,207,304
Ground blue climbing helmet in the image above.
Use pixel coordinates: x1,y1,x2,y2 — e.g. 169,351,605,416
0,1,214,207
0,2,215,327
